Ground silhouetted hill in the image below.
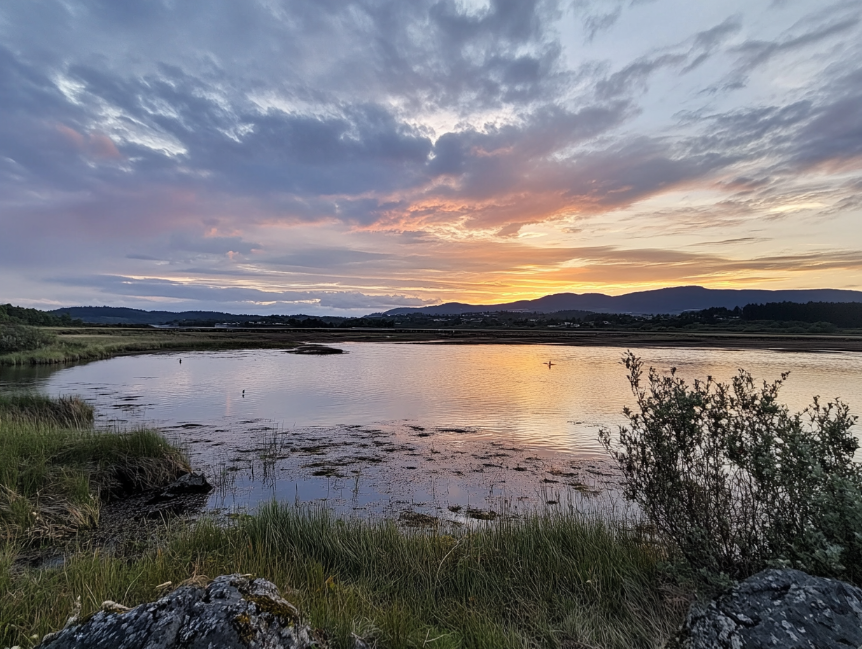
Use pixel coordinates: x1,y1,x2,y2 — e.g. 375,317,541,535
1,304,80,326
743,301,862,328
383,286,862,316
49,306,264,325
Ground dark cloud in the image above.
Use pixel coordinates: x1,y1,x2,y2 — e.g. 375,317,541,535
596,54,686,99
727,12,860,88
597,16,742,99
787,70,862,169
0,0,860,311
169,233,262,256
49,274,433,311
683,16,742,71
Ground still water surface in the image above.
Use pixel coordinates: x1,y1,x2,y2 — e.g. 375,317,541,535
2,343,860,519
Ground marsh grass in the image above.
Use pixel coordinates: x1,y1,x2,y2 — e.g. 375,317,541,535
1,503,690,649
0,394,94,427
0,328,301,366
0,400,190,543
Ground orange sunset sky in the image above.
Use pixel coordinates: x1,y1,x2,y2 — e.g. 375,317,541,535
1,0,861,314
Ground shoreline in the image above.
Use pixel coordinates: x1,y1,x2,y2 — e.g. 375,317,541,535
2,326,862,367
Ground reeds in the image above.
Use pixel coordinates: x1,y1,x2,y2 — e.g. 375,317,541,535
0,394,94,427
0,328,301,366
1,503,691,649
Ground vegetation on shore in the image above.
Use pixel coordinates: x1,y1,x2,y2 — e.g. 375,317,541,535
1,503,689,649
0,304,80,327
0,394,94,427
3,319,862,367
2,355,860,647
0,396,689,648
601,352,862,587
0,327,304,366
0,395,189,543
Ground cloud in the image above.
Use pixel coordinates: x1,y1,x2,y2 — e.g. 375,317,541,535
1,0,861,310
1,3,851,240
726,11,860,88
48,274,434,311
266,249,394,268
169,233,262,256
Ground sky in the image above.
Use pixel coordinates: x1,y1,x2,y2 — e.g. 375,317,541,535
1,0,861,316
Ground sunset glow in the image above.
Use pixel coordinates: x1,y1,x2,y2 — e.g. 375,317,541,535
1,1,861,314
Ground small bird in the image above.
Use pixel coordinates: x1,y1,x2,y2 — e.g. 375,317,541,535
545,361,555,368
179,358,182,364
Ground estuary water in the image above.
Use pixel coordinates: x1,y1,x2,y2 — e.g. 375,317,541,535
1,343,860,520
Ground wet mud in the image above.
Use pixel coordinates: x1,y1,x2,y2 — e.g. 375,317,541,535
167,419,625,526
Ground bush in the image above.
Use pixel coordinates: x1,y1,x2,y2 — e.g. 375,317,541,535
600,351,862,584
0,323,56,353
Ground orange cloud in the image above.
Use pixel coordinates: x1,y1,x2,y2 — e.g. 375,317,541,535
55,124,123,160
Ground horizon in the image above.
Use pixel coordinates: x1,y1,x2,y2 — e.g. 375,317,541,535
1,1,861,316
35,284,862,319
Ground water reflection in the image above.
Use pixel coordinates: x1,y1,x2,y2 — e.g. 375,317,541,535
1,343,859,519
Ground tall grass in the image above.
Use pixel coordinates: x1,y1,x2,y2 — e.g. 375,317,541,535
0,328,301,366
0,394,94,427
1,503,689,649
0,401,189,543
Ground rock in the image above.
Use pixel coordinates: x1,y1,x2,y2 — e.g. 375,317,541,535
285,345,344,355
158,472,212,498
38,574,316,649
670,568,862,649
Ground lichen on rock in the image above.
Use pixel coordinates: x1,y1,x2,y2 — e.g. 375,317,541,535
38,573,316,649
670,568,862,649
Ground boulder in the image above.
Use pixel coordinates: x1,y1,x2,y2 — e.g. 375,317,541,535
158,472,212,498
670,568,862,649
38,574,316,649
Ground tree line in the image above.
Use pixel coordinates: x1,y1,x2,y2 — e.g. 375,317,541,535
742,301,862,328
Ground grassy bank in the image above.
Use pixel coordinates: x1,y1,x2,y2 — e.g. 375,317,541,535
0,396,189,543
5,324,862,366
0,394,94,427
0,396,690,647
0,327,305,366
1,504,689,649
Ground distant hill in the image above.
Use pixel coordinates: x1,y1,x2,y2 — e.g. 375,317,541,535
48,306,266,325
743,301,862,328
383,286,862,316
1,303,79,326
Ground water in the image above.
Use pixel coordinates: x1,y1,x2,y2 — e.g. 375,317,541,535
2,343,860,520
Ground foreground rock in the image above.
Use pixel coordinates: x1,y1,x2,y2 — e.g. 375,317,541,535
39,574,316,649
670,568,862,649
156,472,213,499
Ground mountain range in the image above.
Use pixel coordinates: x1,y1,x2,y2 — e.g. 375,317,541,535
382,286,862,316
49,306,269,325
45,287,862,324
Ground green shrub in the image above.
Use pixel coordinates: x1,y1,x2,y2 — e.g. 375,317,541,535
0,324,56,353
600,351,862,584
